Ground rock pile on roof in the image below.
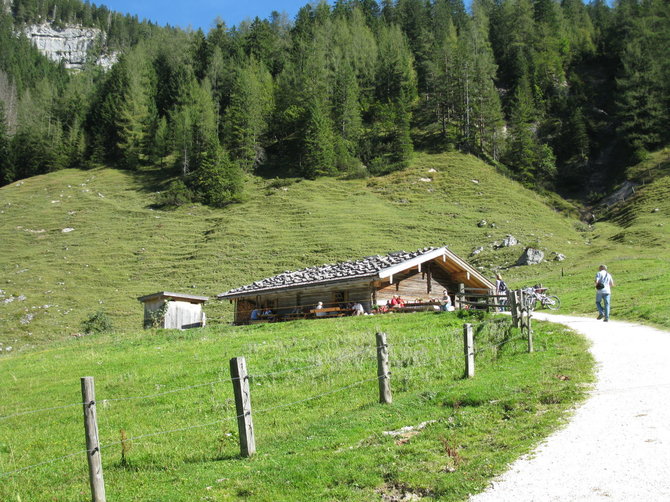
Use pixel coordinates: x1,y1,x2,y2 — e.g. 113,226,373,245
219,247,439,297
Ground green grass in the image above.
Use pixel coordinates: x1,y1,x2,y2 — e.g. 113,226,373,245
3,149,667,500
0,312,593,501
0,151,598,349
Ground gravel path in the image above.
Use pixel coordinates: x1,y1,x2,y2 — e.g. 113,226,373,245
470,313,670,502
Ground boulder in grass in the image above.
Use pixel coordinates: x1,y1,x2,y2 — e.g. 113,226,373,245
470,246,484,257
477,219,487,228
516,247,544,266
554,253,566,262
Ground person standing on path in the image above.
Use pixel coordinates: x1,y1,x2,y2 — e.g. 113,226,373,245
595,264,615,321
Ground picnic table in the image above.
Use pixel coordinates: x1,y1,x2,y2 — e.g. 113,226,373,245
310,307,352,318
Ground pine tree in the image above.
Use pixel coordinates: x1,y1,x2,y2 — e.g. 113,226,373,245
0,101,12,184
615,0,670,154
505,78,537,181
224,59,274,171
374,24,417,169
302,100,336,178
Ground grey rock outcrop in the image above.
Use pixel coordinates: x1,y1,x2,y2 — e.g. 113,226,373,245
494,235,518,249
22,23,118,70
516,247,544,266
470,246,484,257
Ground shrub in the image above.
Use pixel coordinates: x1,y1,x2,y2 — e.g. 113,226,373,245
156,180,194,208
81,310,114,334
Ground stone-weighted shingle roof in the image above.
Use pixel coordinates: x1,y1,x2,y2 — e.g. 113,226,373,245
218,247,440,298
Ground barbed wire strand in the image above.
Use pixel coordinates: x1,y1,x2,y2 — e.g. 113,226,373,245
0,449,88,478
0,402,84,421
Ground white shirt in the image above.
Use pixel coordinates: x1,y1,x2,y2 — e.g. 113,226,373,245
595,270,613,294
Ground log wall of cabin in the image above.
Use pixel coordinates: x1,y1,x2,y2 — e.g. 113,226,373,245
234,281,375,322
375,262,462,305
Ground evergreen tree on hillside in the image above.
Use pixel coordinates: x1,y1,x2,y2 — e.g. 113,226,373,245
373,23,417,170
302,99,336,178
224,58,274,171
115,48,156,169
615,0,670,156
505,78,537,181
0,101,12,184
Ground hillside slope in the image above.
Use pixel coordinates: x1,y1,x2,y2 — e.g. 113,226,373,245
1,151,668,350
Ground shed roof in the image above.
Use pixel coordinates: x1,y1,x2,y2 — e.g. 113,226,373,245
137,292,209,303
217,246,493,300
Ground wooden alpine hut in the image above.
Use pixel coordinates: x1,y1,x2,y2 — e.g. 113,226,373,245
217,246,494,324
138,292,208,329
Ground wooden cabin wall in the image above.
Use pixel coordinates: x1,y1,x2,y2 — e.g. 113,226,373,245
165,301,204,329
375,262,464,305
376,269,432,305
234,282,375,322
430,266,462,295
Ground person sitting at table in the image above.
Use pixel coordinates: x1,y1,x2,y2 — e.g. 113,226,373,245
315,301,327,317
250,308,260,320
351,302,365,316
441,289,454,312
390,295,405,308
261,307,274,320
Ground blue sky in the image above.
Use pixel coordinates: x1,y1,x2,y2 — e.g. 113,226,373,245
99,0,319,31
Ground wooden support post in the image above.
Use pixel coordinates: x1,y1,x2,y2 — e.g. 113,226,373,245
456,283,465,310
527,314,534,353
81,377,106,502
376,332,392,404
230,357,256,457
509,291,519,328
488,288,496,313
463,324,475,378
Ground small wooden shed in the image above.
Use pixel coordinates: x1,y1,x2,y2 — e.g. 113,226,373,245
217,246,494,324
137,292,208,329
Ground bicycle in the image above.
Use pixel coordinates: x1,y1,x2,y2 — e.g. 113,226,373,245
522,286,561,311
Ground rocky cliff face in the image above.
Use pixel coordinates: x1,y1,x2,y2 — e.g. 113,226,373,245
22,23,117,70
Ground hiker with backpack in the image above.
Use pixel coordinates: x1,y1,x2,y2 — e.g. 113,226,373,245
595,264,615,322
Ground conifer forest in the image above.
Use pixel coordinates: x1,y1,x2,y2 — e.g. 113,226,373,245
0,0,668,206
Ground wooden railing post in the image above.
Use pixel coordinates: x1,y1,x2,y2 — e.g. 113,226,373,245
463,324,475,378
81,377,106,502
527,314,534,353
230,357,256,457
509,290,520,328
456,283,465,310
376,332,392,404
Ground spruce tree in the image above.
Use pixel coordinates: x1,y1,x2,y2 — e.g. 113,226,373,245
224,59,274,171
302,100,336,178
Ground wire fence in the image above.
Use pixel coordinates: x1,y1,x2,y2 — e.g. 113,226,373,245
0,318,529,483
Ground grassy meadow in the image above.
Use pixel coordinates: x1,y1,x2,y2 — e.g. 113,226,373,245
0,149,668,500
0,312,594,501
2,150,668,352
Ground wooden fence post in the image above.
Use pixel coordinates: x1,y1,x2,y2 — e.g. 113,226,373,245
230,357,256,457
456,283,465,310
509,291,518,328
526,313,534,353
376,332,392,404
463,324,475,378
488,288,496,313
81,377,106,502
